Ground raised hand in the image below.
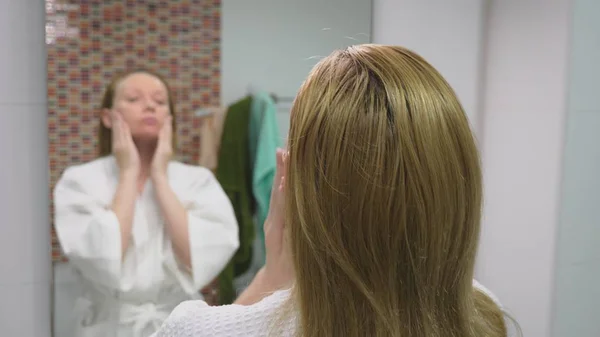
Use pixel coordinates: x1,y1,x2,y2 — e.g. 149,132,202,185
233,148,293,305
111,111,140,176
263,148,294,289
151,116,173,179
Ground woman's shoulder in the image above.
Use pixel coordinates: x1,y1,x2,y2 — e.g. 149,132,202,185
57,156,115,183
54,157,117,199
154,290,295,337
472,279,502,308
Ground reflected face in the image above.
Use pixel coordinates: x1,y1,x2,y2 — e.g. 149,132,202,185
111,72,170,141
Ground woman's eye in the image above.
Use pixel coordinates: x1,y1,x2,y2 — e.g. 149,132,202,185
156,100,166,105
127,97,138,102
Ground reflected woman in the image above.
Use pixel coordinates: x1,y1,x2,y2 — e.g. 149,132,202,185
153,45,511,337
54,70,239,337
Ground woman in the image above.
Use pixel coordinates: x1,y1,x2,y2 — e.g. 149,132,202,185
54,70,239,337
153,45,510,337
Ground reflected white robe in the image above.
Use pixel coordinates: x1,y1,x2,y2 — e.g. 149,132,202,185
54,156,239,337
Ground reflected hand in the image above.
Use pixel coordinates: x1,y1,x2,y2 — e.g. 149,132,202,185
151,116,173,179
111,111,140,176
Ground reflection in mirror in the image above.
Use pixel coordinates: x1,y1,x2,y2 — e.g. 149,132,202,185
47,1,371,336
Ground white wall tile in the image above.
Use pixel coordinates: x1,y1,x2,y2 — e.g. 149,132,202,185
372,0,486,132
553,263,600,337
53,263,81,337
0,0,46,105
0,5,49,335
0,104,50,285
476,1,571,336
552,1,600,335
0,283,51,337
557,111,600,266
569,0,600,111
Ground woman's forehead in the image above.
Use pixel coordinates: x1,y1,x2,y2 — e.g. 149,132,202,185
117,72,167,94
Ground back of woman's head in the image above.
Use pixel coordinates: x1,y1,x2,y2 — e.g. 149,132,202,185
285,44,506,337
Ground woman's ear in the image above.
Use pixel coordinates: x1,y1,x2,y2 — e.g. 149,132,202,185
101,109,112,129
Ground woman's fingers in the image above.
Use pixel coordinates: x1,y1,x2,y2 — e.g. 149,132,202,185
111,111,132,150
122,120,132,143
111,111,121,144
263,147,294,289
281,151,287,187
165,115,172,135
265,149,285,234
162,116,172,146
273,148,285,189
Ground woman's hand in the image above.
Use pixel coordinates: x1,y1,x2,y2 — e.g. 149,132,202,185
151,116,174,180
234,148,294,305
111,111,140,176
262,148,294,290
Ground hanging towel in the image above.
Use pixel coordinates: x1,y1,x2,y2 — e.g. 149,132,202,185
248,91,282,265
215,97,256,304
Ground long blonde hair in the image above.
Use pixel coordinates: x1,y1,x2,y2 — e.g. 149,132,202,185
284,45,507,337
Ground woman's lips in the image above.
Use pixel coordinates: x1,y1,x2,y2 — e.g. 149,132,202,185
142,117,158,125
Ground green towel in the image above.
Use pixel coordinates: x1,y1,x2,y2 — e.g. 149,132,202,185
216,97,255,304
248,92,282,265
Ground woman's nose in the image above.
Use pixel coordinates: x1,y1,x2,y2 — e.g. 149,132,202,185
144,98,156,111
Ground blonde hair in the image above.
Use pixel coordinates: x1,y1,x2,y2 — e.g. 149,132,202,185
283,44,507,337
98,69,177,156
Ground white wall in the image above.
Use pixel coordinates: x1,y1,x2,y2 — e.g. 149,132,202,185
53,263,82,337
372,0,487,133
0,1,51,336
552,0,600,336
477,2,571,336
373,1,573,336
221,0,372,138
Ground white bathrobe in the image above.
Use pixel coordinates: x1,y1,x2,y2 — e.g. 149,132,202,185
151,281,505,337
54,156,239,337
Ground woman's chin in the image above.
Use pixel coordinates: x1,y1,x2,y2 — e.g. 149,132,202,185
132,133,159,145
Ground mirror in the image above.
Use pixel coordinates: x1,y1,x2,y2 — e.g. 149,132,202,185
47,1,372,336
